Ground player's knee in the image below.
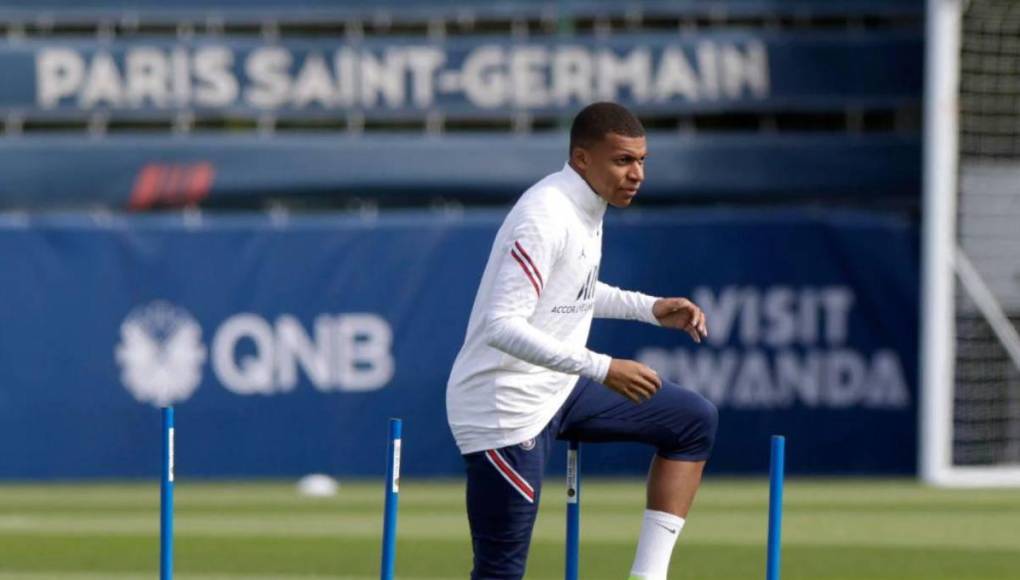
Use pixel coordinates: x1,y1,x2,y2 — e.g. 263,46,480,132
683,392,718,457
698,395,719,452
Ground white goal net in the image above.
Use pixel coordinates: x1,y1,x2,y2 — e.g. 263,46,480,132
922,0,1020,486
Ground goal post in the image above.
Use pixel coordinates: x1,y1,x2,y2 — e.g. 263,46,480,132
921,0,1020,487
920,0,960,486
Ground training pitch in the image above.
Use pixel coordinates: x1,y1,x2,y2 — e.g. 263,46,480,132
0,478,1017,579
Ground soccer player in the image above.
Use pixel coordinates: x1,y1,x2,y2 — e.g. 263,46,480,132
446,102,718,580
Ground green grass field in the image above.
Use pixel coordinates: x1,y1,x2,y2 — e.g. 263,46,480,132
0,478,1018,579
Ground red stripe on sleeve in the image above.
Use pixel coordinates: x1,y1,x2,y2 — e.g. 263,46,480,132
514,241,544,287
511,249,542,297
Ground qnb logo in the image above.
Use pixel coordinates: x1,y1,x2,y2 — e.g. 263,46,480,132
115,302,395,406
212,313,394,395
115,301,208,406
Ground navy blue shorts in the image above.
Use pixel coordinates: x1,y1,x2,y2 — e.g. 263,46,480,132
463,376,718,580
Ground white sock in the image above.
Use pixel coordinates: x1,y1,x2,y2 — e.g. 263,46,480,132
627,509,685,580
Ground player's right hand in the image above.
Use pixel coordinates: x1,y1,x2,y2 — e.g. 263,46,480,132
603,359,662,403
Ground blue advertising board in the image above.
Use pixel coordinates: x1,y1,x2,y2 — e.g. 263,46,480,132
0,207,918,479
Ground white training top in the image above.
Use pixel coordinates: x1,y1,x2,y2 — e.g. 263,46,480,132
446,163,660,455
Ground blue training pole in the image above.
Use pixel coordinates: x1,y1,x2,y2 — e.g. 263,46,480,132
380,418,402,580
160,406,174,580
766,435,785,580
565,440,581,580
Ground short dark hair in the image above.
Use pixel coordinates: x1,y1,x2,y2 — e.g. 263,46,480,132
569,102,645,152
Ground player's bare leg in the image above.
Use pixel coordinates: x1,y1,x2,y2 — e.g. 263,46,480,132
647,456,706,517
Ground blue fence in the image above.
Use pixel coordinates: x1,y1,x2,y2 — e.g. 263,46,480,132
0,133,921,209
0,207,918,479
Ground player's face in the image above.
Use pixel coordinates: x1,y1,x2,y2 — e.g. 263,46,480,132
574,133,647,208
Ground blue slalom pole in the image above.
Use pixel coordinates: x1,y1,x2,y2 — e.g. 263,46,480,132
565,440,581,580
160,406,174,580
380,418,402,580
766,435,785,580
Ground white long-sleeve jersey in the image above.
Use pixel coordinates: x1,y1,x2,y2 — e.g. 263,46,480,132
446,163,661,455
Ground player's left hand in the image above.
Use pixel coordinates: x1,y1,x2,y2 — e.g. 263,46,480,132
653,297,708,343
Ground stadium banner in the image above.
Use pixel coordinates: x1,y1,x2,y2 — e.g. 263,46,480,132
1,31,920,114
0,208,918,478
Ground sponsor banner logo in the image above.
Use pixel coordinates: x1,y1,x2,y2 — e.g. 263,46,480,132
116,301,394,405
